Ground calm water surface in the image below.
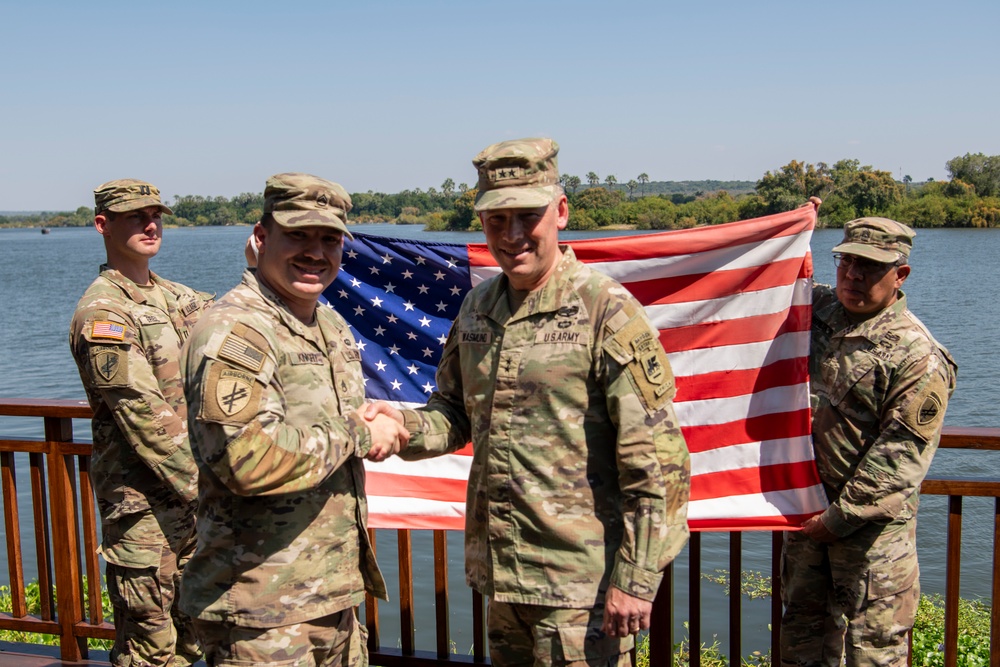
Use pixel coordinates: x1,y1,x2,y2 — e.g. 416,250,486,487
0,223,997,654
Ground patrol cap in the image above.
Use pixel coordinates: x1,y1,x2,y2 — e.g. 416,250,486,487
263,172,354,239
832,217,915,263
94,178,173,216
473,138,560,212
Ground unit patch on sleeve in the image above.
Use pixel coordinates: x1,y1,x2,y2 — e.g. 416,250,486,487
611,315,675,413
902,378,948,442
89,345,129,387
201,363,262,425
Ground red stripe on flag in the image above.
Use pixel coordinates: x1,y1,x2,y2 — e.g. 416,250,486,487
690,460,822,501
680,409,813,454
659,305,811,353
623,258,807,306
674,357,808,402
365,472,469,503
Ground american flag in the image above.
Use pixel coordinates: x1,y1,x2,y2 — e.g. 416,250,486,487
323,203,828,531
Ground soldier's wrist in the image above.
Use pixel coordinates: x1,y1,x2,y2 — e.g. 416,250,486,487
344,412,373,458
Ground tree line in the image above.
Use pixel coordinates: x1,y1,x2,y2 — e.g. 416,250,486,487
3,152,998,231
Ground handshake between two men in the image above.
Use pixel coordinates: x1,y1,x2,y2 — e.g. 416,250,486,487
357,402,408,462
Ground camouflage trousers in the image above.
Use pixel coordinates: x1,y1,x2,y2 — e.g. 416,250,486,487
104,509,201,667
487,598,633,667
193,608,368,667
780,519,920,667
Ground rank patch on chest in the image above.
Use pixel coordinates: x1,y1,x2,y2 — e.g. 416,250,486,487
219,334,266,372
91,320,126,341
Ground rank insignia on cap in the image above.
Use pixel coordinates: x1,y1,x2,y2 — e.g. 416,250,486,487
490,167,526,183
91,321,126,341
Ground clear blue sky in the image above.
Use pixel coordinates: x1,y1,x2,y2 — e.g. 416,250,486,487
2,0,998,211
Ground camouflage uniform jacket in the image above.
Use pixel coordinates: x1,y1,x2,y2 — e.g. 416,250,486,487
69,265,212,565
400,248,690,608
180,268,387,628
811,284,957,537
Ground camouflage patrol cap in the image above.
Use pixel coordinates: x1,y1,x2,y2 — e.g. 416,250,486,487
473,138,561,212
833,217,915,263
94,178,173,216
263,172,354,239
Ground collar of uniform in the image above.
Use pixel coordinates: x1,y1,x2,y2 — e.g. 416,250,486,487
242,268,325,346
834,290,909,343
98,263,171,305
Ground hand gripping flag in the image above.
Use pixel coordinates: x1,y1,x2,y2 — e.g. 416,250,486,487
322,202,827,531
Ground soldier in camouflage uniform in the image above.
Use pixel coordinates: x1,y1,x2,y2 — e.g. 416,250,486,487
69,179,212,667
180,173,408,667
780,218,958,667
369,139,691,666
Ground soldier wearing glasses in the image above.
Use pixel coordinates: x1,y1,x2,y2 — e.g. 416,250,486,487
780,217,957,666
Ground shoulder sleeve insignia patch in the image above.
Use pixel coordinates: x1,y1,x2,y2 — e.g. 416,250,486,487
91,320,126,341
917,391,943,426
201,363,262,425
611,314,675,413
89,346,129,387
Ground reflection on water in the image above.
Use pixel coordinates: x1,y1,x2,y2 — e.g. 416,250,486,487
1,224,997,655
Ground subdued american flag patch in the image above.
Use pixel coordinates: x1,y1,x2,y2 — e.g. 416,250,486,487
219,334,266,372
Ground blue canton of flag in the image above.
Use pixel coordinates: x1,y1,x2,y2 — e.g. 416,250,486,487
321,233,473,405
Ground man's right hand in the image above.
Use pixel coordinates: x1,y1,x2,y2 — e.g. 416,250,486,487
358,403,409,462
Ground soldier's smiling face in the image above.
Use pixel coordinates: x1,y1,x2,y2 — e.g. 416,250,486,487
255,222,343,321
480,195,569,292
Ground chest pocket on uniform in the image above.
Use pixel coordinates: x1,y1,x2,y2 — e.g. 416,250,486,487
825,353,880,423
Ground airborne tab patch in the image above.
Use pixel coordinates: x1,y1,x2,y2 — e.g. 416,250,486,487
219,333,266,372
91,320,126,341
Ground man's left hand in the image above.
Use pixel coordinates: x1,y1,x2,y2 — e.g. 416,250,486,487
800,514,838,543
602,586,652,638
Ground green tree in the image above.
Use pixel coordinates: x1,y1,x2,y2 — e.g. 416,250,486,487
638,172,649,197
626,179,638,200
586,171,600,188
946,152,1000,197
441,178,455,198
605,174,617,190
566,175,581,194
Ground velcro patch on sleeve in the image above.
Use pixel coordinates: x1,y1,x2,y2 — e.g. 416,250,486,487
902,377,948,442
89,345,129,387
201,362,263,425
613,315,675,413
91,320,127,341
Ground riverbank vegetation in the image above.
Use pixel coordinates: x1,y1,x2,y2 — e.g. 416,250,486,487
3,153,998,231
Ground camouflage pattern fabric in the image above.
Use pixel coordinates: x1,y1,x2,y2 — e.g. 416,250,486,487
193,609,369,667
487,599,633,667
180,269,386,636
69,265,212,666
400,247,691,608
780,284,957,667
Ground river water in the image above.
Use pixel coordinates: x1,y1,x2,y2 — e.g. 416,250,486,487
0,223,997,656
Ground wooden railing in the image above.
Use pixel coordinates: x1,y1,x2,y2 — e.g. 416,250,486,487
0,400,997,666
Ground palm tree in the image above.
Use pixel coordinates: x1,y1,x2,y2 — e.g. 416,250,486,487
638,173,649,197
626,179,638,200
441,178,455,198
605,174,617,191
566,175,581,194
586,172,600,188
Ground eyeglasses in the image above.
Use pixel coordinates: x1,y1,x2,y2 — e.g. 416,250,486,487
833,253,899,278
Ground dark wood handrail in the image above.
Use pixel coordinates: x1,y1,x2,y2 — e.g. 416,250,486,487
1,399,998,666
